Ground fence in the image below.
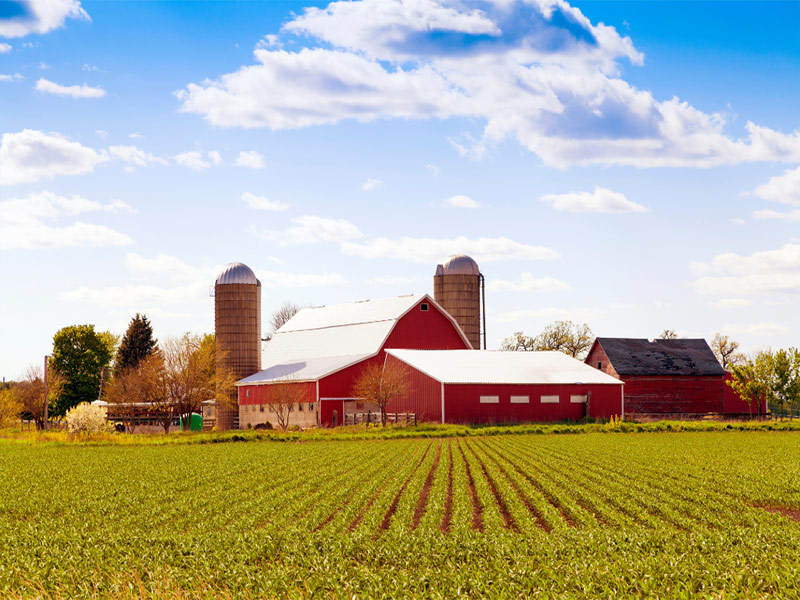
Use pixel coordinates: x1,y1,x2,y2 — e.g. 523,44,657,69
343,412,416,426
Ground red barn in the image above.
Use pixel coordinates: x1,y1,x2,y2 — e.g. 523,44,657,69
585,338,725,416
386,349,624,424
236,294,471,428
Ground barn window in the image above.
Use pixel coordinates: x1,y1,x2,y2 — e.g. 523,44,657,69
246,389,250,397
540,395,559,404
479,395,499,404
510,396,529,404
597,362,602,370
298,403,304,411
420,303,429,311
570,395,588,404
309,402,315,411
259,404,264,412
288,403,294,412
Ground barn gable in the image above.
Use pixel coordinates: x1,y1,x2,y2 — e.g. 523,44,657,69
589,338,724,377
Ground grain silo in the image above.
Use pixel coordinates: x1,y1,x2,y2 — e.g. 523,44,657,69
433,254,485,349
214,262,261,430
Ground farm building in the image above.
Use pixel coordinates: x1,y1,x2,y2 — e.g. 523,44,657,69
386,349,624,423
236,293,472,428
585,338,726,416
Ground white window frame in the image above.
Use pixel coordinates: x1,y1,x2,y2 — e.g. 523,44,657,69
570,395,588,404
510,395,529,404
479,395,500,404
540,395,560,404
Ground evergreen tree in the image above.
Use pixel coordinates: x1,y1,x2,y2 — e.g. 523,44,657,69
115,313,157,373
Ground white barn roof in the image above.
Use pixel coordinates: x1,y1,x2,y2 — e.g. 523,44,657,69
386,349,624,385
242,294,469,385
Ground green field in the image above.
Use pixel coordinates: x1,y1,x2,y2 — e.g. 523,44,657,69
2,432,800,598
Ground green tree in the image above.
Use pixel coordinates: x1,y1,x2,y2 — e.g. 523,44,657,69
727,356,770,417
115,313,157,374
767,348,800,420
51,325,114,416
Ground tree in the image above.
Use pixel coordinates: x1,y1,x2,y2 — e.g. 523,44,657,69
268,301,303,338
352,360,410,426
0,388,22,428
105,353,162,433
658,329,680,340
727,357,770,417
156,333,236,434
711,333,746,369
15,364,65,430
115,314,157,374
534,320,594,358
264,378,308,431
767,348,800,420
51,325,114,416
500,331,537,352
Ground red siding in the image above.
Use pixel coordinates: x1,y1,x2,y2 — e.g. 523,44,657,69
385,354,443,423
584,341,619,378
383,300,471,350
320,399,344,426
622,375,723,414
723,372,767,415
443,383,622,424
239,381,315,405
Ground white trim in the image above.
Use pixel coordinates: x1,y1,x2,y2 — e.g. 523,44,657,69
479,395,500,404
510,395,529,404
441,382,445,424
540,395,560,404
621,386,625,421
316,380,320,426
320,397,362,401
570,394,588,404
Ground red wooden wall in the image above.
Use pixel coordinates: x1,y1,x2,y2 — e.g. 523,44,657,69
385,354,443,423
442,383,623,424
722,371,767,415
621,375,723,414
239,381,315,405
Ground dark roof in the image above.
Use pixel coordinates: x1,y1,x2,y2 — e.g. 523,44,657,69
594,338,725,377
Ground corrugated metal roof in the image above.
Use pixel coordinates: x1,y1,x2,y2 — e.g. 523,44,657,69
595,338,724,376
265,321,396,361
278,294,426,332
387,349,624,385
215,262,259,285
237,354,370,385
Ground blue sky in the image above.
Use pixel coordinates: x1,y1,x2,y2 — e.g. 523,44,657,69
2,0,800,379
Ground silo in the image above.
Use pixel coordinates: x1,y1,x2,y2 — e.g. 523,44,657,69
214,262,261,430
433,254,485,349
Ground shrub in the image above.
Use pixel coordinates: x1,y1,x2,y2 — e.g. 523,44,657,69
64,402,115,435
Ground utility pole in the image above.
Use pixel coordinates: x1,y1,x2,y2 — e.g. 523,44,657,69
43,355,49,429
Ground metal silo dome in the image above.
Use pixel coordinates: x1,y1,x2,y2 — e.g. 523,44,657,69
441,254,480,276
215,262,259,285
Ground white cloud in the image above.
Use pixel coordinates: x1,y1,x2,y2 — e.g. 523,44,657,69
730,217,746,225
174,151,211,170
208,150,222,165
59,283,207,308
487,273,570,292
95,129,108,138
752,208,800,222
35,77,105,98
82,63,100,72
722,322,789,337
693,243,800,295
427,164,439,177
109,145,166,167
541,186,647,213
361,177,383,191
0,191,133,249
0,43,11,53
342,235,558,263
709,298,752,308
368,275,423,286
490,306,602,324
0,129,108,185
0,73,24,82
242,192,289,211
128,132,144,139
254,215,364,245
125,253,203,281
0,0,89,38
256,270,346,288
177,0,800,168
752,165,800,206
235,150,265,169
444,194,479,209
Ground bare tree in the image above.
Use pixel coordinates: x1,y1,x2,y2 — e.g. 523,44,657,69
264,378,308,431
352,360,411,426
16,364,65,430
157,334,236,434
658,329,680,340
711,333,746,369
105,354,162,433
269,301,303,336
500,321,593,359
500,331,537,351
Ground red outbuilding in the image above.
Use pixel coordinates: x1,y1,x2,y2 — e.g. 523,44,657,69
386,349,624,424
585,337,726,416
236,294,472,428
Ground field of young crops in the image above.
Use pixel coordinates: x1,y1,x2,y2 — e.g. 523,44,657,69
2,431,800,598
